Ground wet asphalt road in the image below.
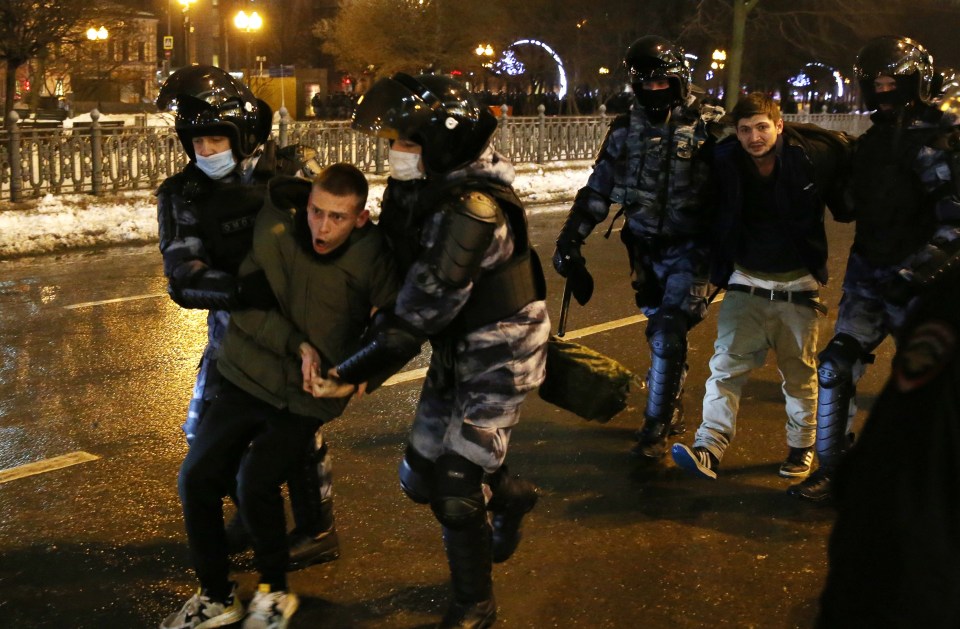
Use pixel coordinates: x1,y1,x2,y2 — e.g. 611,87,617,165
0,208,893,628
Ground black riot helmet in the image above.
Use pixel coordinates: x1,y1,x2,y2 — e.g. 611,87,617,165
853,36,934,111
351,72,498,175
156,65,272,160
624,35,691,115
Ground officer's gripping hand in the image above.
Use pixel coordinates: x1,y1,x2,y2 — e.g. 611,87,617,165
882,271,916,307
553,212,596,305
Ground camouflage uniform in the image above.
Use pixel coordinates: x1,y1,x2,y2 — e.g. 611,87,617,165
392,153,550,472
157,141,298,442
562,97,724,456
788,105,960,501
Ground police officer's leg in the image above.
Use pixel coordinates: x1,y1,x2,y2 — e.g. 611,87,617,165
286,431,340,570
183,346,214,445
450,370,541,566
634,246,710,458
433,453,496,629
485,465,539,564
788,332,863,501
634,307,689,458
411,363,498,629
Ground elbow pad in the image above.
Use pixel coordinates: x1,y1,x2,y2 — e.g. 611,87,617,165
336,311,425,384
430,191,501,288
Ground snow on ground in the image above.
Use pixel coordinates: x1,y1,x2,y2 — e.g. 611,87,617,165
0,161,593,260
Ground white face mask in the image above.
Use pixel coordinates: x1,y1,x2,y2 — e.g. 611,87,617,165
388,148,424,181
195,150,238,180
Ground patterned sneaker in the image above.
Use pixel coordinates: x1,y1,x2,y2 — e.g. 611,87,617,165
160,583,243,629
779,447,814,478
671,444,718,480
242,585,299,629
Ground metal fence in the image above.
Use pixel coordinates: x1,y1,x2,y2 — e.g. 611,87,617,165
0,107,872,202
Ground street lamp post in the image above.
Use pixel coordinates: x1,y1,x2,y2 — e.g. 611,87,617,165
475,43,494,92
234,10,263,87
86,26,109,111
711,49,727,100
178,0,196,66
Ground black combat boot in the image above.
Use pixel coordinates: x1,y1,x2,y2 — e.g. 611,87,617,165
287,442,340,570
788,371,854,503
224,511,252,555
485,466,540,563
631,398,685,459
287,498,340,570
439,521,497,629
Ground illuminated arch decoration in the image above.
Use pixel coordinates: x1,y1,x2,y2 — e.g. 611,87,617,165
790,62,845,98
497,38,569,99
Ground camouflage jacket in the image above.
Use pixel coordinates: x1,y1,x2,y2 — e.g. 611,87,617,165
573,98,725,241
393,149,550,390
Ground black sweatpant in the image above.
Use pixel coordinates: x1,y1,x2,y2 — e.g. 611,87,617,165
179,378,322,596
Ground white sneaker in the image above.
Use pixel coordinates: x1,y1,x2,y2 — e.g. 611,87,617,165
160,583,243,628
242,584,299,629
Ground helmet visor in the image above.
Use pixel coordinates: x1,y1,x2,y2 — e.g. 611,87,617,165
351,77,434,141
173,94,250,129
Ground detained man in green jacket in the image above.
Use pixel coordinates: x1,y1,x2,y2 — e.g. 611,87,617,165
162,163,401,629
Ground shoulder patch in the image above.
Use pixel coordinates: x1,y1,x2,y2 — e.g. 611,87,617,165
893,319,957,392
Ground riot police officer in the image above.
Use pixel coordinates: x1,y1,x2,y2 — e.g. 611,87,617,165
789,37,960,502
553,35,724,459
156,65,338,567
333,73,549,629
818,84,960,627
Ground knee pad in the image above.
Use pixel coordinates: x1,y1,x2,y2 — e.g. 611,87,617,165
398,444,434,505
817,333,862,389
430,453,486,530
646,309,689,358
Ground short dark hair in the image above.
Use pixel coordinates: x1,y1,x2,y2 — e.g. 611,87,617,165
730,92,782,125
312,163,368,210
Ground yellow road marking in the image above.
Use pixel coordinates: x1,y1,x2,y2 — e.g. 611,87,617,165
0,451,100,484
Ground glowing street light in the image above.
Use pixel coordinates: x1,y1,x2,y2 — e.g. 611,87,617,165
711,49,727,96
235,11,264,85
711,48,727,70
178,0,197,65
86,26,109,111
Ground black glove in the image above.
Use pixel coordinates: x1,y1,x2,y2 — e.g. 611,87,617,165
176,272,239,311
553,211,595,305
237,269,279,310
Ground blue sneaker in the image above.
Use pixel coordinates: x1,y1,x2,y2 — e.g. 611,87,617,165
671,444,718,480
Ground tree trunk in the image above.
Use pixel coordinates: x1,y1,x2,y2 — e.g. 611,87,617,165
725,0,760,111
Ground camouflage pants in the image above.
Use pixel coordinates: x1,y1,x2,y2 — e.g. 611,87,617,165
828,252,911,426
834,252,909,352
623,234,711,326
183,309,231,444
409,305,550,473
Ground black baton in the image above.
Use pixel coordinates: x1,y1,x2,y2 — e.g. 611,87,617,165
557,278,573,337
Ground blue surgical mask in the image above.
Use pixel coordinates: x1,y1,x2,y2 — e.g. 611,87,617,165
195,150,238,180
388,148,425,181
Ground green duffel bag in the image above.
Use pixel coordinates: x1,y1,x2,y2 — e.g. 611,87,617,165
538,336,636,423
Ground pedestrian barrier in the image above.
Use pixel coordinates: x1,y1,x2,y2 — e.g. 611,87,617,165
0,106,872,202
